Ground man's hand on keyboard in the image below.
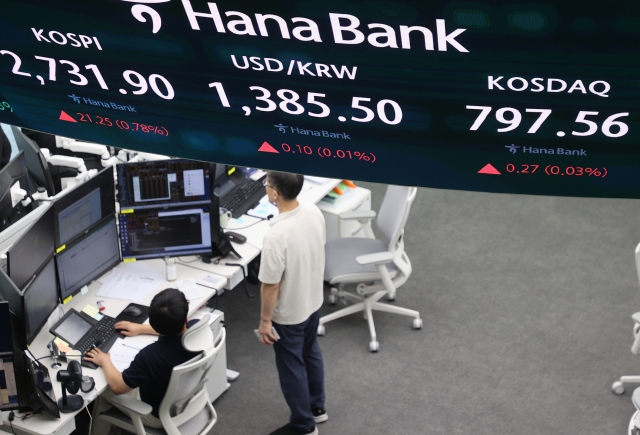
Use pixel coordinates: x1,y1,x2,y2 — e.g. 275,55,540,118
114,321,144,337
84,347,110,367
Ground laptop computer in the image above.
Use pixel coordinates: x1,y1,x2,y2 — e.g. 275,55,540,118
215,166,266,218
49,306,147,370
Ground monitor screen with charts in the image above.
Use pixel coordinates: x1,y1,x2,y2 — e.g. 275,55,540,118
53,166,116,248
56,217,120,301
119,205,212,260
117,159,213,210
7,204,55,290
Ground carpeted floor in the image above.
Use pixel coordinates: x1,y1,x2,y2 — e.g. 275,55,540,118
76,182,640,435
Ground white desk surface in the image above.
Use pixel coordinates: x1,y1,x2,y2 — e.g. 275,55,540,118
203,178,342,285
0,176,340,435
1,258,226,435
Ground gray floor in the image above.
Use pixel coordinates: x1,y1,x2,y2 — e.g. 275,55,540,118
210,182,640,435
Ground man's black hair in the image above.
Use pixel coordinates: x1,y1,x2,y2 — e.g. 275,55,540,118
267,171,304,201
149,288,188,336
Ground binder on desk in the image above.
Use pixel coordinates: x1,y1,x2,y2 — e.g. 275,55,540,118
321,181,355,204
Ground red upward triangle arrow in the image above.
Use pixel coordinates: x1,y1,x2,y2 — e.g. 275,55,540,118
59,111,77,123
478,163,501,175
258,142,279,153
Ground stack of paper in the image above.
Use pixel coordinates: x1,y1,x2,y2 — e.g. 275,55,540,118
304,176,330,185
177,278,202,301
96,262,164,302
202,274,226,290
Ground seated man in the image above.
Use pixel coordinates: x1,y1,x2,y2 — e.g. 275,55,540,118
86,288,200,434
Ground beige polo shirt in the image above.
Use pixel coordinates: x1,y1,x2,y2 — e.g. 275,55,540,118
258,202,326,325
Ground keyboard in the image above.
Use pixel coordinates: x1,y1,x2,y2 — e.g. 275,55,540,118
75,315,118,354
220,179,265,217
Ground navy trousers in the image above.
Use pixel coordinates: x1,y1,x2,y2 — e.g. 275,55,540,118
273,308,325,432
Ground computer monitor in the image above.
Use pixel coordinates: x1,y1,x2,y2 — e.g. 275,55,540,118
22,256,58,345
119,205,213,260
0,151,31,232
56,217,120,301
53,166,116,248
7,204,55,290
0,301,19,411
24,350,59,418
213,164,239,199
11,126,55,196
116,159,213,209
0,269,27,404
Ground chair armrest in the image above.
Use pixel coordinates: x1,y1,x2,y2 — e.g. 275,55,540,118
356,251,394,266
338,210,376,221
111,394,153,416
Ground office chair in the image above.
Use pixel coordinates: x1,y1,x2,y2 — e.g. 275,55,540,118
318,185,422,352
627,391,640,435
612,243,640,395
97,315,226,435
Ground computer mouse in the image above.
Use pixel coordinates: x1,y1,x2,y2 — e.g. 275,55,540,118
122,306,142,317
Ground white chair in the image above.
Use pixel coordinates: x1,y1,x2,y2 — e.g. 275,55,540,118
97,314,226,435
612,243,640,395
627,390,640,435
318,185,422,352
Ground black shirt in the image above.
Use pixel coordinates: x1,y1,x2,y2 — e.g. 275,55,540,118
121,320,200,417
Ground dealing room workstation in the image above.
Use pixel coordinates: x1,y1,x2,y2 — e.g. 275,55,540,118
4,1,640,434
0,125,366,435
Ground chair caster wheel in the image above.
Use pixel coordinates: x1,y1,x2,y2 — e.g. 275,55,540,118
612,381,625,395
369,341,379,352
386,293,396,301
317,325,326,336
327,294,337,305
413,318,423,330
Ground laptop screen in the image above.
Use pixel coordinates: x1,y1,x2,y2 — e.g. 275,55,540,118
51,310,93,346
214,175,237,198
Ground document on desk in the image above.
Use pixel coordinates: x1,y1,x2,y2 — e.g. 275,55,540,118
304,176,330,185
178,278,202,301
247,198,279,219
96,262,164,302
109,338,142,372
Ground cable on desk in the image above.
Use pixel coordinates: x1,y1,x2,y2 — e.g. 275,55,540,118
194,282,221,311
8,411,17,435
177,256,203,264
244,241,262,252
86,396,94,434
175,261,221,274
225,263,258,298
225,217,269,231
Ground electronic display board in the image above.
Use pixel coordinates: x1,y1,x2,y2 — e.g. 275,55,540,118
0,1,638,198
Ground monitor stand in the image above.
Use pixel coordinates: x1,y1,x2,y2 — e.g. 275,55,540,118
208,231,241,259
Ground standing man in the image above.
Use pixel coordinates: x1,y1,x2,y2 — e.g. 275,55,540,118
258,171,327,435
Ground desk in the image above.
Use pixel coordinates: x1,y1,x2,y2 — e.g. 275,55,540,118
1,258,226,435
198,178,342,290
0,176,341,435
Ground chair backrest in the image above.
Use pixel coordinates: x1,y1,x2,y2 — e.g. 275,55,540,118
158,315,226,435
376,185,417,252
